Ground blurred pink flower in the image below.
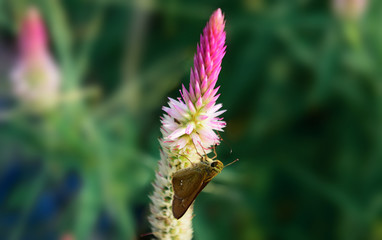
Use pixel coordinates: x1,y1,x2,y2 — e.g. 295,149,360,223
11,7,60,110
60,233,74,240
333,0,368,19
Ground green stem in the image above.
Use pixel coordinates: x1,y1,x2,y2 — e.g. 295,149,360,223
82,118,136,239
75,170,100,239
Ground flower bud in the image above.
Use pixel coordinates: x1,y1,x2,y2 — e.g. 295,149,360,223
11,7,60,111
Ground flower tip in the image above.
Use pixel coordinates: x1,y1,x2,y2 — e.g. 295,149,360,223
209,8,225,32
20,6,47,57
27,6,41,20
214,8,223,17
24,6,45,35
211,8,225,26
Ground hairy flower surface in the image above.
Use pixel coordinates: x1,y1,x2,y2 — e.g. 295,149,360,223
11,7,60,110
149,8,226,240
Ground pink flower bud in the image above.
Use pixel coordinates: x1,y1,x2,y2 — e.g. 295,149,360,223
333,0,368,20
10,6,60,110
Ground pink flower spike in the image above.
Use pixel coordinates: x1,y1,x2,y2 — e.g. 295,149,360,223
150,10,227,238
11,6,61,111
20,7,47,58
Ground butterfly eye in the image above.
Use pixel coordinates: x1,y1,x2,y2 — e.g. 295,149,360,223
211,161,218,168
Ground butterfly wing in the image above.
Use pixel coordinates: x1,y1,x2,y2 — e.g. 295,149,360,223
172,168,210,219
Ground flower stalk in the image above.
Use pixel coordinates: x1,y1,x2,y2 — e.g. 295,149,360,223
148,8,227,239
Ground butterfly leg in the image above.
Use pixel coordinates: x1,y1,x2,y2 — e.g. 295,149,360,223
178,154,194,166
211,144,218,160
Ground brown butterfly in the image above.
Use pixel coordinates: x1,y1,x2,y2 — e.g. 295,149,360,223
171,153,237,219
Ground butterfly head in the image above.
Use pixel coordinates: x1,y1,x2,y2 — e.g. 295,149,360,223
210,160,224,173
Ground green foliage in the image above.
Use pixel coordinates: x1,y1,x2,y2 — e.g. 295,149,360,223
1,0,382,239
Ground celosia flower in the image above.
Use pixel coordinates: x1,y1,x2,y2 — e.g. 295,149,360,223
11,7,60,110
148,8,226,240
333,0,368,20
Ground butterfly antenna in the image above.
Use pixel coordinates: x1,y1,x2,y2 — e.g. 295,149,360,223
192,141,203,158
198,141,208,156
225,158,239,167
198,141,212,162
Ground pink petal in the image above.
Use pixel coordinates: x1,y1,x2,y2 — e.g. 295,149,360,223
167,127,187,140
185,123,194,134
196,96,203,109
187,99,196,114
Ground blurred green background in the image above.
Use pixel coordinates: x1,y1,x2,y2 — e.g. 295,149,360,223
1,0,382,239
